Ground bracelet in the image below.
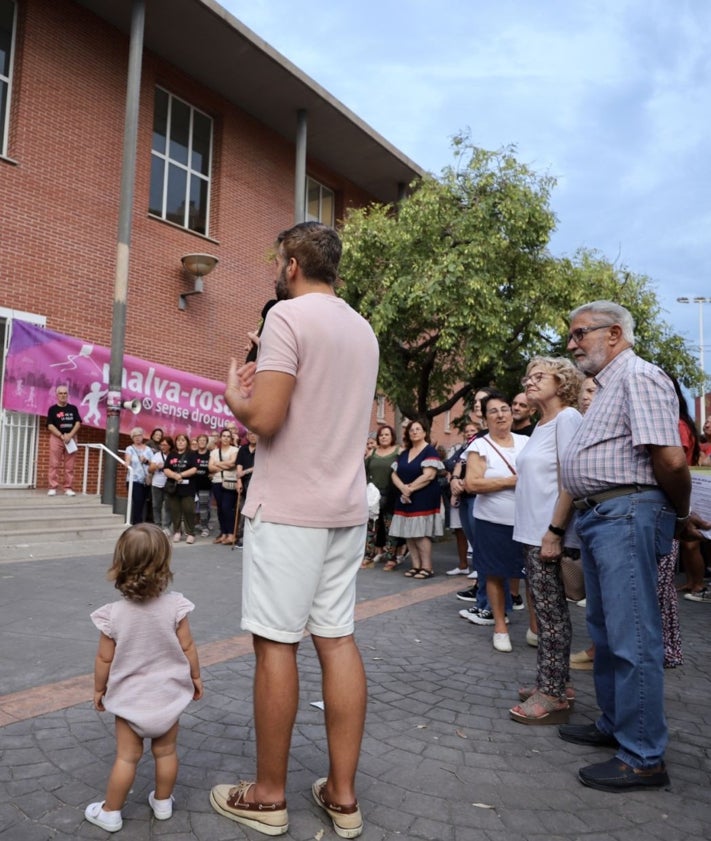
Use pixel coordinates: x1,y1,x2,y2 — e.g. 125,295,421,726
676,512,691,521
548,523,565,537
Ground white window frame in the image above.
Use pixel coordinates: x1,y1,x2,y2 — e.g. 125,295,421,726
0,0,17,158
443,410,451,433
376,395,386,422
149,87,213,235
305,176,335,225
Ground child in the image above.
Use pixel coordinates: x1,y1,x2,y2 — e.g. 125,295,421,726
84,523,203,832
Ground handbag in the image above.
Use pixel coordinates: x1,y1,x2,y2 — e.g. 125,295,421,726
560,551,585,602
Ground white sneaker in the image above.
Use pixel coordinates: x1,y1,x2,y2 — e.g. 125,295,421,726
173,532,181,543
467,570,478,580
526,628,539,647
47,489,57,496
576,598,587,607
446,567,470,576
148,790,174,820
493,632,512,652
84,802,122,832
64,489,76,496
201,529,209,538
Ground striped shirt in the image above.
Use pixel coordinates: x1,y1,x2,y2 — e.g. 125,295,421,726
560,348,681,498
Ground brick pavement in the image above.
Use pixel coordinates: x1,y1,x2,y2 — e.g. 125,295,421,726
1,536,710,840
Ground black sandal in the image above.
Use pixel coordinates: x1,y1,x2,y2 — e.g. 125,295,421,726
413,569,434,579
403,567,421,578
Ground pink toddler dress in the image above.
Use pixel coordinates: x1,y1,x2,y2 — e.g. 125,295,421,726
90,591,195,738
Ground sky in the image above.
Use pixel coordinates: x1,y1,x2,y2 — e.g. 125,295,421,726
220,0,711,385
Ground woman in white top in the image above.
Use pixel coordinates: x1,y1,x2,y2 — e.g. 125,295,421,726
124,427,152,525
209,428,239,545
464,392,528,652
509,357,583,725
148,436,173,533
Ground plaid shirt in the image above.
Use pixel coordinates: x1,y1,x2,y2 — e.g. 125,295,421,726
561,348,681,498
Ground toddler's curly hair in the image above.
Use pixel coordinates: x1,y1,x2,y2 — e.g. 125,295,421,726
108,523,173,602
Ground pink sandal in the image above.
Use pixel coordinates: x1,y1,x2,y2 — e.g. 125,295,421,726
509,691,570,725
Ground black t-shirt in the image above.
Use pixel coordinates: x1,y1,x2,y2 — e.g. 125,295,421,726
513,422,536,437
165,450,198,496
236,445,256,493
47,403,82,433
194,450,212,491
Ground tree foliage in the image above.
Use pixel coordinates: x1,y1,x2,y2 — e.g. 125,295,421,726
339,133,699,422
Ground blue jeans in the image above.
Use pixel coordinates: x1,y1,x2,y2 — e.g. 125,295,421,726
575,489,675,768
459,496,512,613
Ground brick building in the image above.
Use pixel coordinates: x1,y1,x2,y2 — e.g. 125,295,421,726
0,0,427,490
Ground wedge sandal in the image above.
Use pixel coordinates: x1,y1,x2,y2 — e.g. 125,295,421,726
509,691,570,725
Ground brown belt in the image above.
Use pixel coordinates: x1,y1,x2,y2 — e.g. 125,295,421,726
572,484,659,511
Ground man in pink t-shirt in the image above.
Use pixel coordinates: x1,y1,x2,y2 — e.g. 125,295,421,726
210,222,378,838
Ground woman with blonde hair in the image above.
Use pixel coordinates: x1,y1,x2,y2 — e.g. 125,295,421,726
509,357,583,723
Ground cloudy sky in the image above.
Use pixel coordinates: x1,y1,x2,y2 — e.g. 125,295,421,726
221,0,710,380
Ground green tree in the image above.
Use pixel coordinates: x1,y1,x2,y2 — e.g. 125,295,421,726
339,134,699,422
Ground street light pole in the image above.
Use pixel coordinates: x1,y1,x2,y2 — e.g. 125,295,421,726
676,296,710,429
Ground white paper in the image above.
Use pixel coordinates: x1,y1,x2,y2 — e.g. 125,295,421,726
690,468,711,539
64,438,77,454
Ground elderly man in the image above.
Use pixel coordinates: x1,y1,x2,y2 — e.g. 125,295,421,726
559,300,698,792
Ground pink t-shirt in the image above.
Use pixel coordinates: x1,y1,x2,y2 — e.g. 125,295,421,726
242,293,379,527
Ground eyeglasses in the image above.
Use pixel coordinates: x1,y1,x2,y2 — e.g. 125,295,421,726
485,406,512,416
520,372,551,386
567,324,613,344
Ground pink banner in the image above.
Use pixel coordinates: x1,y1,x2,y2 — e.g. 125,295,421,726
2,321,243,438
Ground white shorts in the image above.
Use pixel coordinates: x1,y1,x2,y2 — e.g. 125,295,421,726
241,509,367,644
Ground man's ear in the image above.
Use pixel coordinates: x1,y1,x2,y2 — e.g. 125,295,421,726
608,323,624,344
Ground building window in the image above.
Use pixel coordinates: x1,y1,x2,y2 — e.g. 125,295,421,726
444,410,451,433
305,177,334,225
0,0,16,157
376,395,385,422
149,88,213,235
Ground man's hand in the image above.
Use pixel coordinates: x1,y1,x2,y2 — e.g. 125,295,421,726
676,511,711,541
227,358,256,400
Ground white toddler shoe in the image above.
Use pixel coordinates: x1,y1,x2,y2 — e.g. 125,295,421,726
84,801,122,832
148,790,174,820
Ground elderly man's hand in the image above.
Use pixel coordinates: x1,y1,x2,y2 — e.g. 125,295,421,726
676,511,711,541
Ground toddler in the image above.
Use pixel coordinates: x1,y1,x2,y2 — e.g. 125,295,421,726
84,523,203,832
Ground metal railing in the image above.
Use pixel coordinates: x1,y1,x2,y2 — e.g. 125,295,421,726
78,443,134,526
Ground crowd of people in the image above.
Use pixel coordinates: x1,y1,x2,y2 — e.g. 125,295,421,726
124,423,258,547
360,305,711,750
82,220,710,838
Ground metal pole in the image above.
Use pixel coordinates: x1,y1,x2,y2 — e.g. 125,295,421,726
698,300,706,429
294,109,307,223
103,0,145,507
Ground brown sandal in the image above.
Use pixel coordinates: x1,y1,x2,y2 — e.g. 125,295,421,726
509,691,570,725
403,567,421,577
382,560,400,571
519,683,575,706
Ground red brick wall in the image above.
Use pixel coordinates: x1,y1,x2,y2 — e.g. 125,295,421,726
2,0,390,487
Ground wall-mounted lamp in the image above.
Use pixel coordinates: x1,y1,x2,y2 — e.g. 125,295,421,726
179,253,219,310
